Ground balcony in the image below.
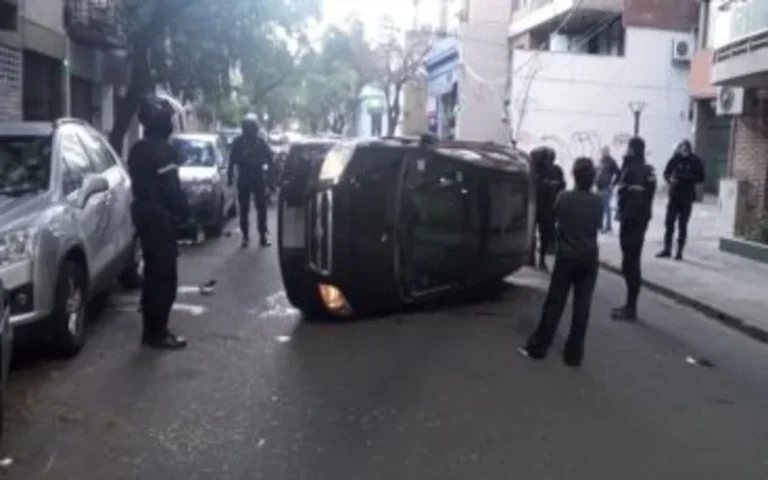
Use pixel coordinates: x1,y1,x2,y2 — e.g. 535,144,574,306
711,0,768,87
64,0,125,49
509,0,623,38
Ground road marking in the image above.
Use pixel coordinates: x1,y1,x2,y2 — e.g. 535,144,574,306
107,303,208,316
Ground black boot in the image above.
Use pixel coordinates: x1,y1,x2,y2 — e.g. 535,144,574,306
142,331,188,350
675,242,684,261
655,249,671,259
260,234,271,247
611,305,637,321
241,235,250,248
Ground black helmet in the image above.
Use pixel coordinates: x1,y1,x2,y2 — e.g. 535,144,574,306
138,95,175,130
242,113,260,129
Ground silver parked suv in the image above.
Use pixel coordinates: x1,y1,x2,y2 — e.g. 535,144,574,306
0,119,141,357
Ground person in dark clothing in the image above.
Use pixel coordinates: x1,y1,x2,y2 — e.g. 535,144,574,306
612,137,657,322
530,146,565,271
520,157,602,367
596,146,621,233
228,114,274,248
127,95,190,350
656,139,705,260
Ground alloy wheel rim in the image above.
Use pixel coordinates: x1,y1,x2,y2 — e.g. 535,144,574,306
66,279,84,337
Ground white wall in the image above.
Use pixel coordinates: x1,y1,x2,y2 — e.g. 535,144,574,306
456,0,511,143
511,27,693,182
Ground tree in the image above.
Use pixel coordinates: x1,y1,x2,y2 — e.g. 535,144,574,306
372,31,432,136
109,0,318,152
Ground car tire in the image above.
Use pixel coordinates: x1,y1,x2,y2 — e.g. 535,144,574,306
49,260,88,358
204,199,226,238
119,238,143,290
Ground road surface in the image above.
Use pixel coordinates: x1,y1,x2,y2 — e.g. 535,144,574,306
3,217,768,479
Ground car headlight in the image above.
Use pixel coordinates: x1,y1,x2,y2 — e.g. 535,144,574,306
0,228,37,266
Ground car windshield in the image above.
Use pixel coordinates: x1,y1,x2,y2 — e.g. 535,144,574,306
172,138,216,167
0,135,52,196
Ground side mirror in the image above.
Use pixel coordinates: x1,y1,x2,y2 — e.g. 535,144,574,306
79,175,109,208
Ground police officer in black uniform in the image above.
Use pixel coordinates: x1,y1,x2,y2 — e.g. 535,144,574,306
656,139,705,260
531,146,565,271
228,114,274,248
127,95,190,350
612,137,657,321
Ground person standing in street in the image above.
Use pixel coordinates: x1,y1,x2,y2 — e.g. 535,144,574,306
531,146,565,271
520,157,603,367
228,114,274,248
596,146,621,233
612,137,657,322
127,95,190,350
656,139,705,260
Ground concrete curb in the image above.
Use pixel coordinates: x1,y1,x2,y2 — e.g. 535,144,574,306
598,260,768,344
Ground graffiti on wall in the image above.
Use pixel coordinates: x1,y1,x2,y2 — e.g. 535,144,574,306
518,130,635,163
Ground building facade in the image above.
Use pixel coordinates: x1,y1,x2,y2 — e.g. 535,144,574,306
0,0,120,129
711,0,768,222
424,37,460,139
508,0,699,181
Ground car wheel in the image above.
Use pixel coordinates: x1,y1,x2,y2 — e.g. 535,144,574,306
50,260,88,358
119,238,143,290
204,199,226,238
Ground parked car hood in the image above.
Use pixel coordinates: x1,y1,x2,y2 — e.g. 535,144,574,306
178,166,219,184
0,193,52,232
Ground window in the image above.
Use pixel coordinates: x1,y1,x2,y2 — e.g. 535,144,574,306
405,154,468,234
74,126,116,173
59,127,96,195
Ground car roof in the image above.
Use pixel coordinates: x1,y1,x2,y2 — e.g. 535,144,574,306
0,121,55,136
172,133,219,143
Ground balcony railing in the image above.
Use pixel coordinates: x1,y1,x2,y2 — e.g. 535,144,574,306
64,0,125,49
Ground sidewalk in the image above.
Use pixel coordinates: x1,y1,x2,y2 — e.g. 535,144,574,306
598,195,768,342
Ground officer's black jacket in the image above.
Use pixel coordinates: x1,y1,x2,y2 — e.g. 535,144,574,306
617,156,657,230
536,164,566,217
127,138,189,221
228,134,274,188
663,153,705,202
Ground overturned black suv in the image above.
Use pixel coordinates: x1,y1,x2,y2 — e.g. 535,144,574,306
278,135,534,319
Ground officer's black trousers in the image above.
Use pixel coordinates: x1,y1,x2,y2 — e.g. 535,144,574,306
620,225,647,311
536,211,556,258
238,184,268,238
663,196,693,252
526,256,598,360
136,221,178,338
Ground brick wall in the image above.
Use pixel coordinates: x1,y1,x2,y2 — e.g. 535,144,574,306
730,114,768,220
0,43,22,121
624,0,699,32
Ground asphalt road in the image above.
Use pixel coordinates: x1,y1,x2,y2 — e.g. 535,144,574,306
3,215,768,479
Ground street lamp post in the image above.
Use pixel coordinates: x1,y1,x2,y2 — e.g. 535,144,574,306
628,101,646,136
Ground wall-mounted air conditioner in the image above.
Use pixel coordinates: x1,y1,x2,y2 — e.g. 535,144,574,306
671,38,693,63
715,86,745,116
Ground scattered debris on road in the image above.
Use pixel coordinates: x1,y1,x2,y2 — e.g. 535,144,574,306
685,356,716,368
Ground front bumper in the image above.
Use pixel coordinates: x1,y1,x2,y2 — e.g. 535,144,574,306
179,188,220,228
0,259,47,326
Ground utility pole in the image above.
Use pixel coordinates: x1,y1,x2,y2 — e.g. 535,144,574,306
628,101,646,136
438,0,449,36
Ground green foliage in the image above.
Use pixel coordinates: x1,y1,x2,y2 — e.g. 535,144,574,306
746,216,768,244
110,0,319,149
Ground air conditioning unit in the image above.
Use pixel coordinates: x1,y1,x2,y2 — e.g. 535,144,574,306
716,86,745,116
671,38,693,62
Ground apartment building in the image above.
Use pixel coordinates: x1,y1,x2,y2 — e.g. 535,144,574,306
0,0,122,129
508,0,699,178
689,0,731,195
423,0,512,142
710,0,768,220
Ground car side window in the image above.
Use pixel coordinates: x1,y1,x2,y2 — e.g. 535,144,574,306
404,154,469,234
59,127,97,196
74,126,116,173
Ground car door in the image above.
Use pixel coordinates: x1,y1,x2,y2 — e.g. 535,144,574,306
74,125,134,260
58,125,111,281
